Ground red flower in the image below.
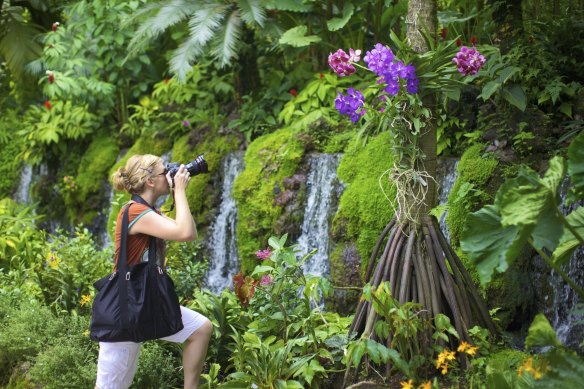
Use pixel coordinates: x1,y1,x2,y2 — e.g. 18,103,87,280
44,100,52,110
233,272,258,307
289,89,298,97
47,72,55,84
440,28,447,40
163,78,170,84
319,73,324,79
470,35,477,45
456,38,462,47
52,22,60,32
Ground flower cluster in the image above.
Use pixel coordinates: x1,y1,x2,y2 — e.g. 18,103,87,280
255,248,272,261
80,294,91,307
335,88,366,123
46,251,61,269
400,379,431,389
260,274,272,286
363,43,419,95
435,341,480,375
328,48,361,77
452,46,486,76
517,357,546,380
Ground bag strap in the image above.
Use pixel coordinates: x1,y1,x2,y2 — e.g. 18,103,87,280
117,197,159,329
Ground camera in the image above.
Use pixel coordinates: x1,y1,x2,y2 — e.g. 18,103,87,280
166,155,208,180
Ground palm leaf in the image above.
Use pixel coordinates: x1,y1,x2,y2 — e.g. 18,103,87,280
127,0,198,57
0,7,43,80
238,0,266,27
169,34,204,80
187,3,229,47
211,10,241,68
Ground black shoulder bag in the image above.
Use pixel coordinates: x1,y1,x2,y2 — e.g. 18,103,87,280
89,197,183,342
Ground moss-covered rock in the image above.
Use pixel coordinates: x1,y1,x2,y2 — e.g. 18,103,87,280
331,132,396,277
445,144,499,248
233,126,305,273
170,128,239,228
0,110,25,199
64,136,120,225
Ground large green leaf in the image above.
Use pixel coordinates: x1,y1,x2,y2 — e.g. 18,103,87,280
480,80,501,101
552,206,584,265
278,26,321,47
327,3,354,31
525,313,560,349
496,161,564,251
238,0,266,27
501,84,527,111
568,130,584,200
461,205,530,285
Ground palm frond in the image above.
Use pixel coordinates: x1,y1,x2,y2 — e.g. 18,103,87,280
169,34,205,81
127,0,198,58
211,10,242,68
238,0,266,27
0,7,43,80
187,3,229,47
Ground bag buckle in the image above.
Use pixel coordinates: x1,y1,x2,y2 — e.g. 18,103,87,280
109,271,116,280
126,272,131,280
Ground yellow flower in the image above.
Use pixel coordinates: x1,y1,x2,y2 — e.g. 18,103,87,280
47,253,61,269
441,364,449,375
517,357,544,380
80,294,91,306
400,379,414,389
465,345,479,356
83,329,90,337
446,350,456,361
418,381,432,389
457,341,471,353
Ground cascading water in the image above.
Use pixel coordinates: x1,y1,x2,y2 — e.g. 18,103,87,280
205,152,245,294
15,164,33,204
547,182,584,348
436,158,459,243
296,154,343,277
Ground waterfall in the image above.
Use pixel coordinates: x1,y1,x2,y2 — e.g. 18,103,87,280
14,164,33,204
436,158,460,243
547,181,584,348
296,154,343,277
205,152,245,294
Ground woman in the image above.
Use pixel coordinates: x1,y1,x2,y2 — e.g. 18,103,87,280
95,154,213,389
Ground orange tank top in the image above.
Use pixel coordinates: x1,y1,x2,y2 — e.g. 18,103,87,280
113,202,165,269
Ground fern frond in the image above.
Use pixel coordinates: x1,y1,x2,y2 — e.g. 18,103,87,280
238,0,266,27
187,3,229,47
127,0,198,58
211,10,241,68
169,35,205,81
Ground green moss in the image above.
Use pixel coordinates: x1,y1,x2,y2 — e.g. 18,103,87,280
76,136,120,200
331,132,396,275
445,144,499,247
233,126,305,272
0,110,25,198
170,129,239,226
106,135,171,237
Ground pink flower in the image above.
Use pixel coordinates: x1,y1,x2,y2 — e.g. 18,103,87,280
255,249,272,261
328,49,357,77
452,46,486,76
260,275,272,286
348,48,361,63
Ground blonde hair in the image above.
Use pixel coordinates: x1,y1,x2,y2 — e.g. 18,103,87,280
112,154,162,194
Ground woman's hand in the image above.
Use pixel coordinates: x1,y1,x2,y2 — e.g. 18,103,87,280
167,164,191,192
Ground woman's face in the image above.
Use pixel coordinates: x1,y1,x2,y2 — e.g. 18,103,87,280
152,162,170,195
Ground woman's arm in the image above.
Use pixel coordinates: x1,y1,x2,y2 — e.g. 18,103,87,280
130,165,197,242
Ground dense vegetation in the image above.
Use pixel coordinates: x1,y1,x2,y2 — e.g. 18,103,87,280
1,0,584,387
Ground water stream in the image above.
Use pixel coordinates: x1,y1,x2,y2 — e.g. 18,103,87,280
14,164,33,204
547,182,584,348
436,158,459,243
205,152,245,294
296,154,343,277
